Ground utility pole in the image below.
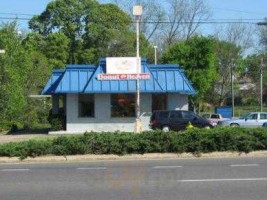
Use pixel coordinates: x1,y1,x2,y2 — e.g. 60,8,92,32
231,59,235,118
133,5,142,133
154,46,158,65
257,22,267,112
260,58,264,112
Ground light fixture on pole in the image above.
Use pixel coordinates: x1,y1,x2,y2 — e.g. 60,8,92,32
133,5,142,133
154,46,158,65
0,49,5,54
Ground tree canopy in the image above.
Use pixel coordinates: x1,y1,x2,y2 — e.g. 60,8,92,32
0,22,52,128
28,0,152,64
162,36,217,101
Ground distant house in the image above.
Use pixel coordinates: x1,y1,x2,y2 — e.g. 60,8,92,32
42,58,196,133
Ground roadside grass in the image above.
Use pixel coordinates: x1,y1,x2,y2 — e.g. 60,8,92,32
235,106,267,117
0,127,266,160
200,105,267,118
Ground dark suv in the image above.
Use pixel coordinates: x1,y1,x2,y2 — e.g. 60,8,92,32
150,110,213,132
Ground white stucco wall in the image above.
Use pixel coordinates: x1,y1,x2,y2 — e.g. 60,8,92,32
65,93,152,133
60,93,188,133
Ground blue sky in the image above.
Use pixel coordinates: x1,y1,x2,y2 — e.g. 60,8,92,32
0,0,266,31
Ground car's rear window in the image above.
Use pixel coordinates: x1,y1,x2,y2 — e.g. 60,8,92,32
159,111,169,119
211,114,220,119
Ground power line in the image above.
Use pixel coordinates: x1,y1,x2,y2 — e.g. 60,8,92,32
0,12,35,16
211,7,266,16
0,16,263,25
141,21,257,25
0,7,264,17
0,12,264,22
208,18,264,21
0,17,31,21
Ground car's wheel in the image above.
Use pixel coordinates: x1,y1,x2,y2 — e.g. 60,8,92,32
230,123,239,127
162,126,170,132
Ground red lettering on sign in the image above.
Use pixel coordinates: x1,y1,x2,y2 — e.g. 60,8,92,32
97,73,150,80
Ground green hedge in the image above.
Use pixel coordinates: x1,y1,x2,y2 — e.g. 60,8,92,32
0,127,267,159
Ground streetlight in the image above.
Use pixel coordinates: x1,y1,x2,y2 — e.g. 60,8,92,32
133,5,142,133
0,50,5,54
257,21,267,112
154,46,158,65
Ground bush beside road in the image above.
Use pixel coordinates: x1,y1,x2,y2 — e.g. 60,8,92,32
0,127,266,160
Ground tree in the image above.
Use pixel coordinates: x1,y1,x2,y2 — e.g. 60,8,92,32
29,0,132,64
81,3,132,62
0,22,26,126
162,0,210,47
211,39,243,106
29,0,97,63
214,22,255,56
111,0,166,41
22,51,52,128
43,32,70,69
0,22,52,129
244,54,267,103
23,32,70,69
22,32,45,52
259,18,267,52
162,36,217,107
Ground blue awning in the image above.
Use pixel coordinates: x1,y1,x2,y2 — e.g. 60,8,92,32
42,58,196,95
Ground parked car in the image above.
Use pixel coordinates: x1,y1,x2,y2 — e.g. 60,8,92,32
202,113,229,127
217,112,267,127
150,110,213,132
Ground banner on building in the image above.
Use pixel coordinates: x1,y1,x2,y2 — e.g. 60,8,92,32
98,73,150,80
106,57,141,74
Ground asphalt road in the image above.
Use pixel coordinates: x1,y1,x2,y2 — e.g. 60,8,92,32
0,157,267,200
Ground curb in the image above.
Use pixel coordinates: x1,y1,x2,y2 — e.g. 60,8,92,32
0,151,267,164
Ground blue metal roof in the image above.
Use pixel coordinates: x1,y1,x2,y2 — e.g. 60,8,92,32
42,70,64,95
55,65,95,93
42,58,196,95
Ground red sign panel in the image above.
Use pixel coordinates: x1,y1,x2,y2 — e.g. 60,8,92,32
97,73,150,80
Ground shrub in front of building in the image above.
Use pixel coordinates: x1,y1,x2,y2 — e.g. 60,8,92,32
0,127,266,159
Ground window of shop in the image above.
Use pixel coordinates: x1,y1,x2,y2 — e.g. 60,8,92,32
78,94,95,117
152,94,167,112
111,94,136,117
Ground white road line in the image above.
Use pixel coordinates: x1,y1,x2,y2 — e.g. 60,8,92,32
1,169,30,172
153,166,183,169
231,164,259,167
76,167,107,170
178,178,267,183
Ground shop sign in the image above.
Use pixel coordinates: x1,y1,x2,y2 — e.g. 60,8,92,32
97,73,150,80
106,57,141,74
